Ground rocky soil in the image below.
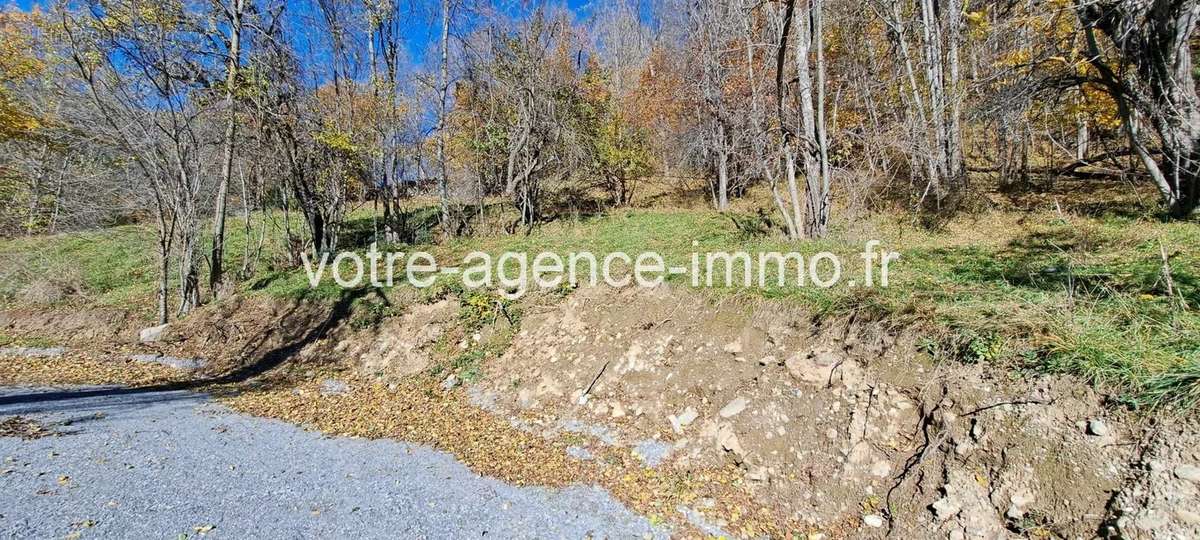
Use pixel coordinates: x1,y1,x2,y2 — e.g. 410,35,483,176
469,285,1198,539
2,285,1198,538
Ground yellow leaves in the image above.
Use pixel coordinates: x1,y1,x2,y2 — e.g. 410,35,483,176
0,11,46,85
965,9,990,36
998,49,1033,68
99,0,187,32
1068,84,1122,132
315,129,359,154
0,92,43,142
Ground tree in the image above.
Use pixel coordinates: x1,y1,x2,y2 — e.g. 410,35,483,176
459,9,589,231
579,60,654,206
1076,0,1199,218
870,0,967,211
63,0,219,320
208,0,247,292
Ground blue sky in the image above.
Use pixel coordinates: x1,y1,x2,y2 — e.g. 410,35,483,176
12,0,600,64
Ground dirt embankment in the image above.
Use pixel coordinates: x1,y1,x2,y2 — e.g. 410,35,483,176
2,286,1198,539
472,285,1198,539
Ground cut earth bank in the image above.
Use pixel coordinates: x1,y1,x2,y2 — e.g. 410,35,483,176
2,284,1198,539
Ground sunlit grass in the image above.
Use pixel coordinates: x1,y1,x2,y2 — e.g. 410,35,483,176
1,202,1197,409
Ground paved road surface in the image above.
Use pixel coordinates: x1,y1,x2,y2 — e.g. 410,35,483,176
0,386,662,539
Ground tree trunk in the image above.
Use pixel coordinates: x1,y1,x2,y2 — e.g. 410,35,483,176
717,122,730,212
209,0,244,292
436,0,452,233
793,0,831,238
1077,0,1200,218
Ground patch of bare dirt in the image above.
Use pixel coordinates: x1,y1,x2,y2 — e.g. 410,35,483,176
0,305,144,344
334,299,458,378
1102,418,1200,538
470,284,1167,538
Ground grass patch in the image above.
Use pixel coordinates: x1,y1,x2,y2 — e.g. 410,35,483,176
2,203,1197,409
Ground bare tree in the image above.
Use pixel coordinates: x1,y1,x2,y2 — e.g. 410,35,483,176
871,0,966,210
771,0,834,238
436,0,453,234
1076,0,1199,218
63,0,217,319
209,0,247,292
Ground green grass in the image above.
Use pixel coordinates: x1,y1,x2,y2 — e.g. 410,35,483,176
0,224,158,306
1,203,1197,410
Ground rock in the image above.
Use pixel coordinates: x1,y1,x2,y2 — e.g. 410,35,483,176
846,441,873,465
139,323,170,343
785,351,841,386
719,397,749,418
610,402,627,418
746,465,769,482
722,340,743,354
319,379,350,396
1006,490,1035,519
862,514,884,528
130,354,206,370
970,420,984,441
932,497,962,521
1177,509,1200,525
1087,419,1110,437
440,374,459,391
670,407,699,434
758,355,777,367
716,423,744,456
1174,464,1200,484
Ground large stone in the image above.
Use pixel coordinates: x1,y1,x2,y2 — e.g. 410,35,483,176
716,423,744,455
1086,419,1110,437
932,497,962,521
1175,464,1200,484
785,351,839,386
139,324,170,343
719,397,749,418
669,407,699,434
130,354,206,370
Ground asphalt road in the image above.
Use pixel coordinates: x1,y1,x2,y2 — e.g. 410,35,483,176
0,386,663,539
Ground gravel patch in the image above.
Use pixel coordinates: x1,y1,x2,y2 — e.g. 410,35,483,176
128,354,207,370
0,386,665,539
0,347,66,359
